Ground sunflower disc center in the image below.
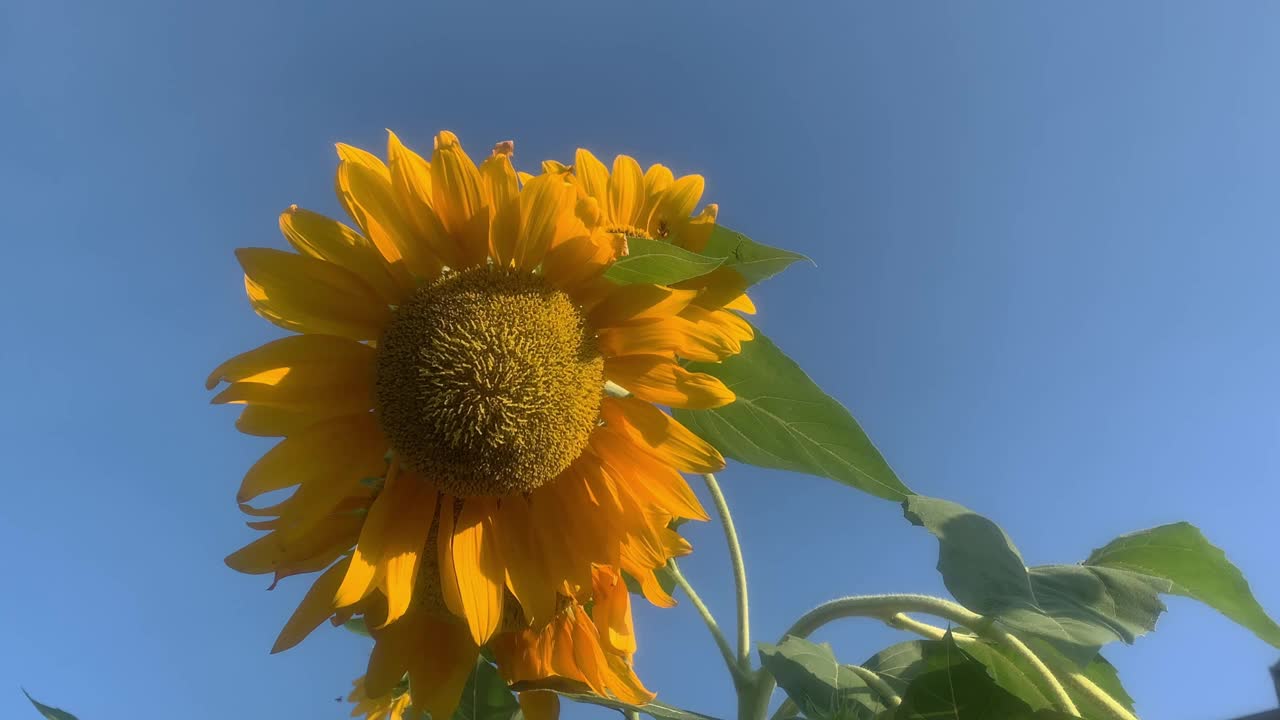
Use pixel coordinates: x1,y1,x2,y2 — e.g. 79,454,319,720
375,266,603,497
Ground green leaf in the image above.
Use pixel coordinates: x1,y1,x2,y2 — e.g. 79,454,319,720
554,692,718,720
674,328,911,501
22,690,80,720
604,236,724,285
758,636,890,719
903,496,1166,665
891,633,1039,719
1085,521,1280,649
861,636,1050,713
451,659,521,720
343,617,371,637
701,225,810,286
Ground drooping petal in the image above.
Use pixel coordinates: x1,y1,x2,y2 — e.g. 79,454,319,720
233,405,341,438
405,618,479,720
452,499,505,644
272,557,351,653
225,511,363,578
591,427,709,522
436,496,465,618
601,396,724,473
236,248,391,340
494,496,557,626
379,477,438,626
604,355,735,409
334,463,405,609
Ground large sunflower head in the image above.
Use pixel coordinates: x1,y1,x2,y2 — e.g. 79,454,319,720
211,130,753,717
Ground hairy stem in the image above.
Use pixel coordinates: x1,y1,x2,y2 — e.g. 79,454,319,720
746,594,1079,719
1063,671,1140,720
845,664,902,708
702,472,751,674
667,561,746,686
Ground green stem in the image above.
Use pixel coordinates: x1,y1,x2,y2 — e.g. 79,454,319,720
845,664,902,708
768,698,799,720
1063,671,1140,720
702,472,751,673
667,561,747,686
746,594,1079,719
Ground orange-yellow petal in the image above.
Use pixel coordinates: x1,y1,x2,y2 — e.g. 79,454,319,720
495,497,557,626
430,131,489,267
589,284,697,328
574,149,610,212
480,151,520,266
452,499,505,644
236,248,391,340
379,478,438,626
605,355,735,409
386,130,466,269
609,155,644,227
208,334,375,415
591,427,709,522
335,153,439,284
272,557,351,653
405,618,479,720
279,206,405,305
601,396,724,473
516,174,581,271
236,414,385,504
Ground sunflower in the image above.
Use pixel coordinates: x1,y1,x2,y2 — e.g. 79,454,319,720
211,131,754,715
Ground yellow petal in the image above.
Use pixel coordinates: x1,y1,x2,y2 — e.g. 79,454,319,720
643,164,675,201
681,203,718,252
279,206,404,304
588,284,697,328
386,130,466,269
604,355,735,409
725,292,756,314
272,557,351,653
405,618,479,720
480,152,520,266
380,478,438,626
436,497,465,617
569,611,612,697
225,511,362,577
236,413,384,503
336,157,439,283
609,155,644,227
239,416,387,533
646,174,705,235
601,396,724,473
365,612,416,698
334,465,403,609
603,653,656,705
574,149,609,213
517,691,560,720
516,174,581,271
430,131,489,266
208,335,375,415
495,497,557,626
591,566,636,656
452,499,505,644
591,427,709,521
237,248,390,340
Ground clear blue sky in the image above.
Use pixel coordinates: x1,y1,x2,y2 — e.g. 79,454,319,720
3,2,1279,718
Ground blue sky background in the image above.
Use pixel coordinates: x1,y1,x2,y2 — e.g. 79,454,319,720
3,2,1279,719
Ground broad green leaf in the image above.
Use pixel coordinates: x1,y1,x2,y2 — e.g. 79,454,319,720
903,496,1165,665
555,692,718,720
452,659,521,720
702,225,810,285
862,637,1049,713
1085,522,1280,649
604,236,724,285
891,633,1038,719
23,690,80,720
758,636,889,719
674,329,911,501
